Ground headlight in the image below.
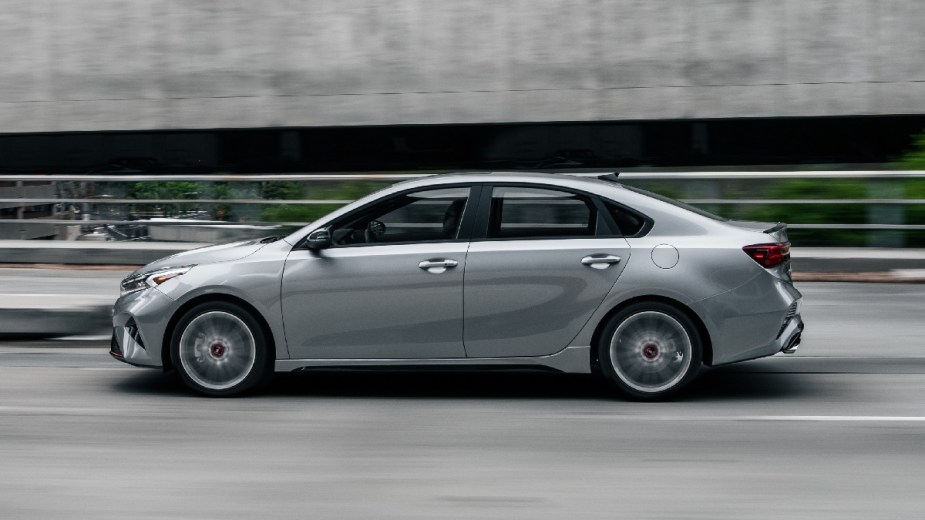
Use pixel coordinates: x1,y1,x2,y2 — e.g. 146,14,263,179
120,265,195,295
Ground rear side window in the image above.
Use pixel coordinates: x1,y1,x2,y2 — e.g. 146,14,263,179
488,187,596,239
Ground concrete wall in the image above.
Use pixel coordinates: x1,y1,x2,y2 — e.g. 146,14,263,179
2,0,924,133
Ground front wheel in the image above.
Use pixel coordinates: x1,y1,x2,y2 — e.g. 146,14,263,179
599,302,702,400
170,301,272,396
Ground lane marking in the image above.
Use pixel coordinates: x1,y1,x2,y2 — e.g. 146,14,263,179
742,416,925,422
571,415,925,423
52,335,111,341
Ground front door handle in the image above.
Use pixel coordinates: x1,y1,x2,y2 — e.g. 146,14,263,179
581,254,621,269
418,258,459,274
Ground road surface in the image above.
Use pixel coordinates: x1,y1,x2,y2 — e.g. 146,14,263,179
1,282,924,519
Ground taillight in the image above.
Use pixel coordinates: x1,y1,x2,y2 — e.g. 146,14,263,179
743,242,790,268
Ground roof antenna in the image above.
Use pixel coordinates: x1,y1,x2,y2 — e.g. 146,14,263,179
597,172,621,183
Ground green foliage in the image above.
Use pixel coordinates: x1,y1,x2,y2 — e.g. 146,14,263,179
743,179,866,246
129,181,199,200
259,180,390,223
885,133,925,245
641,177,923,247
128,181,247,220
898,131,925,170
262,181,303,200
261,204,343,223
128,181,202,216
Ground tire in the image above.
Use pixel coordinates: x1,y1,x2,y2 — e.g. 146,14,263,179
170,301,272,396
598,301,702,401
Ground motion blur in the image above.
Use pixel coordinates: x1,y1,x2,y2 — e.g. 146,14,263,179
2,1,925,518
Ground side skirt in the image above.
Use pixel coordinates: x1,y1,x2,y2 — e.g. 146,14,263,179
275,345,592,374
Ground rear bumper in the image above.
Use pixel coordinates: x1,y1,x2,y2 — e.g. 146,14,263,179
698,271,804,365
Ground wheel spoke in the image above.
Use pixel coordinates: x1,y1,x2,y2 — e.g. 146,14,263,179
179,311,257,391
609,310,693,394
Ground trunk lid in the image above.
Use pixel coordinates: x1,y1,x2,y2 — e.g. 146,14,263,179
726,219,788,242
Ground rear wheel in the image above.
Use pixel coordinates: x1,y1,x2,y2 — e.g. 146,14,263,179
170,301,272,396
599,302,702,400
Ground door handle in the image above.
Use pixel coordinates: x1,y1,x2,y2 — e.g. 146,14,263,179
581,255,621,269
418,258,459,273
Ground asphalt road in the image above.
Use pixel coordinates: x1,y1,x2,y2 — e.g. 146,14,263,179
2,282,925,519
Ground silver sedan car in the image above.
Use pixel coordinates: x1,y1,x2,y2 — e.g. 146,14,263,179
111,172,803,399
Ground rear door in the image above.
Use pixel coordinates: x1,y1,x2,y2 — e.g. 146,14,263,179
463,185,631,358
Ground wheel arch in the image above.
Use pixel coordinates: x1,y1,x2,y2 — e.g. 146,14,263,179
161,293,276,372
589,295,714,369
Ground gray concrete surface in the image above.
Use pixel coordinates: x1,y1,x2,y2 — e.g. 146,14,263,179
2,281,925,519
2,0,925,134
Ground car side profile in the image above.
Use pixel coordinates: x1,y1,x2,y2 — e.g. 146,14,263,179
111,172,804,399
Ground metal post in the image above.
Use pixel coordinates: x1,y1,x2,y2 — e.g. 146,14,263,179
867,179,905,247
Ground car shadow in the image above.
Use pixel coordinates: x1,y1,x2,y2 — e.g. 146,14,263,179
111,363,823,402
111,370,191,396
684,367,817,401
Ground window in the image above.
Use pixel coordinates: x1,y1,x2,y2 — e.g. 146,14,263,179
332,187,470,245
605,202,647,236
488,187,596,239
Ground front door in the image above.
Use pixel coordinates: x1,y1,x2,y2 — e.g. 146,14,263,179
282,186,474,360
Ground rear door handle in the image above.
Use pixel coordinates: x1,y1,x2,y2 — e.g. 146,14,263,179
418,258,459,273
581,255,621,269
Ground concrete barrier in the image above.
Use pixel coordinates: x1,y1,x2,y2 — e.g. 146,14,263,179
0,240,204,266
0,306,111,338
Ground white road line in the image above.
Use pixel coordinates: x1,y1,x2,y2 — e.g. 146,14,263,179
572,415,925,422
743,416,925,422
51,335,111,341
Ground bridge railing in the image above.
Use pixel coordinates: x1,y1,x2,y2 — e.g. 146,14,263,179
1,170,923,246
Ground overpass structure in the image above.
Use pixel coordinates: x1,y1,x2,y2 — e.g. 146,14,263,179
2,0,924,134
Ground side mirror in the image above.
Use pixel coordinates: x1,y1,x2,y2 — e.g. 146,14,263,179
305,227,332,250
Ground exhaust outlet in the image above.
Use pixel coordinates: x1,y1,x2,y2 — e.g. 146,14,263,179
782,333,801,354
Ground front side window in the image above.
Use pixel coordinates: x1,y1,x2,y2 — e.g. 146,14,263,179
487,187,596,239
332,187,470,246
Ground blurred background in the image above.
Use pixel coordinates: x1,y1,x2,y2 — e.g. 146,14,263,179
2,0,925,248
3,3,925,519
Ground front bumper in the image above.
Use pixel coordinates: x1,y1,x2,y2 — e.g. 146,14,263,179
110,287,176,368
110,328,156,368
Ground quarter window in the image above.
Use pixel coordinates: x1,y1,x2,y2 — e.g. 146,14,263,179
605,202,646,236
488,187,596,239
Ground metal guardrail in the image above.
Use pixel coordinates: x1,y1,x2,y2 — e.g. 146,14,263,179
4,170,925,181
1,170,923,232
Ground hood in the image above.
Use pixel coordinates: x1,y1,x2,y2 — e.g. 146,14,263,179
129,237,275,277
